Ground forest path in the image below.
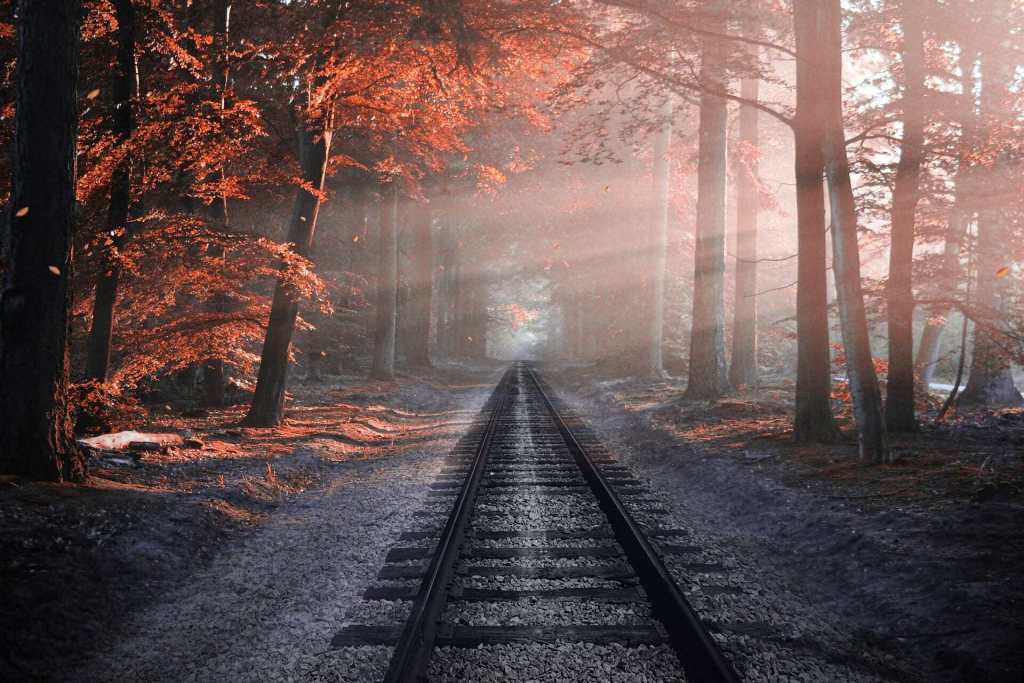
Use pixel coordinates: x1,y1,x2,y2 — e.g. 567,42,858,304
71,381,493,683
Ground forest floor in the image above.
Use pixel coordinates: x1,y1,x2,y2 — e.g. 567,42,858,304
3,361,1021,681
548,364,1024,683
0,362,500,681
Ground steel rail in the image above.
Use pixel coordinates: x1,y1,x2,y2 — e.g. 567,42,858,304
382,366,516,683
525,366,741,683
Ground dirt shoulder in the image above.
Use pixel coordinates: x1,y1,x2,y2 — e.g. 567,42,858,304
547,367,1024,682
0,363,498,681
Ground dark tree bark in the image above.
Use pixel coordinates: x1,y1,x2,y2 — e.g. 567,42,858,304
85,0,136,383
0,0,85,481
729,48,760,390
685,12,730,399
370,183,399,380
243,123,332,426
792,0,839,442
645,96,672,378
406,201,433,367
884,0,925,432
821,0,889,463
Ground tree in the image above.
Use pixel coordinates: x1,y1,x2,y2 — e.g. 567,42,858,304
370,183,399,380
243,118,333,425
958,13,1023,408
884,0,926,432
820,0,889,463
684,5,730,400
915,42,979,389
0,0,86,481
729,13,761,390
406,200,434,367
792,0,839,443
646,95,672,378
84,0,137,383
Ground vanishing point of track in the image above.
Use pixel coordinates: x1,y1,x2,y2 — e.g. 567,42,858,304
333,363,740,682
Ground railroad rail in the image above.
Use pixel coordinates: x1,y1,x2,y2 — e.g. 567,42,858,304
333,362,740,682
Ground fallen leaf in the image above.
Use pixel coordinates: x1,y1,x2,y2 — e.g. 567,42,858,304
86,88,100,100
996,266,1010,278
353,235,360,242
47,265,61,276
15,206,28,217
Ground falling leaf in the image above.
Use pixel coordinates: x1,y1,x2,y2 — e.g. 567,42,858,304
86,88,100,100
299,216,307,222
603,185,610,192
15,206,28,217
47,265,61,276
996,266,1011,278
352,235,360,242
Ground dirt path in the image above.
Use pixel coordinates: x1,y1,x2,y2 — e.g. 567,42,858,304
1,368,496,682
73,448,465,681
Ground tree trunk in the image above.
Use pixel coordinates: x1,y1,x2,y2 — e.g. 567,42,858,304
792,0,839,442
243,122,331,426
884,0,925,432
370,183,399,380
820,0,889,463
201,0,233,407
439,232,458,358
406,201,433,367
85,0,136,383
0,0,85,481
685,14,730,399
916,46,979,388
646,96,672,378
729,55,760,390
957,30,1022,408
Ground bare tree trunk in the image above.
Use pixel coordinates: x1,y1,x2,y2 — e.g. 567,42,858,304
200,0,234,407
439,231,459,358
792,0,839,442
729,55,760,390
406,201,433,367
884,0,925,432
0,0,85,481
243,122,332,426
916,46,979,388
821,0,889,463
370,183,399,380
85,0,136,383
685,12,730,399
646,97,672,378
457,259,487,359
957,30,1022,408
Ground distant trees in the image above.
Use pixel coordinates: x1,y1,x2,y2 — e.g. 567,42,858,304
3,0,1023,473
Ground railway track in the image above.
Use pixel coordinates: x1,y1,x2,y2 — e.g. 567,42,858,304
332,363,740,681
